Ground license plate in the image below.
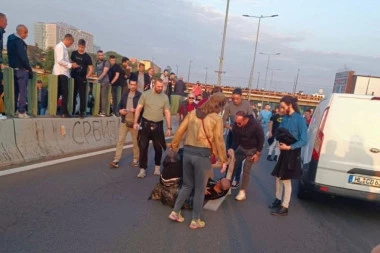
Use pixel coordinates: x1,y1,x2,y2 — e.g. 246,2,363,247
348,175,380,188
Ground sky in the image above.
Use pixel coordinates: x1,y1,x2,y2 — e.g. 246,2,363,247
2,0,380,94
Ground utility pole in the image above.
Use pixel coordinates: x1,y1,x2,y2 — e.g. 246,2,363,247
256,72,260,90
205,67,208,85
293,68,300,93
187,60,192,82
216,0,230,86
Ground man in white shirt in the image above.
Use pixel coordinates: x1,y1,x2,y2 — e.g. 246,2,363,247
53,34,78,117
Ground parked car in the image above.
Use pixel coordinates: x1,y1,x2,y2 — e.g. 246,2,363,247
299,93,380,202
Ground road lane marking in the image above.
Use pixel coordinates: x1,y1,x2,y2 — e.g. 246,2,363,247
0,137,173,177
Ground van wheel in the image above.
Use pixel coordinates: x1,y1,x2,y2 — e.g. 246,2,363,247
297,180,312,200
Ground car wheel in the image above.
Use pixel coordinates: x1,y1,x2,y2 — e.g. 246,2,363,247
297,179,312,200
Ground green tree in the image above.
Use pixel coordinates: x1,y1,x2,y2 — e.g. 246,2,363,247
44,48,54,72
2,53,8,65
105,51,124,63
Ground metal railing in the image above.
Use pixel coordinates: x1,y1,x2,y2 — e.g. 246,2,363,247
2,68,122,117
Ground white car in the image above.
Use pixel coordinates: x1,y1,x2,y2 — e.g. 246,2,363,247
299,93,380,201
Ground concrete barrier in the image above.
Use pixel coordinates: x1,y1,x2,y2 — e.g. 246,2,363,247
0,115,179,169
0,120,24,167
13,117,121,164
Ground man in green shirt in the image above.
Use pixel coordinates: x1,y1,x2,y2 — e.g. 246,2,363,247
133,79,172,178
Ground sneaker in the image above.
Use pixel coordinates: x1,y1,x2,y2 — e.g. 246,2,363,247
273,155,278,161
18,113,30,119
267,155,273,161
189,219,205,229
154,165,161,176
0,114,7,120
110,161,119,168
168,211,184,223
235,190,246,201
137,168,146,178
132,159,138,167
231,181,240,189
99,113,106,117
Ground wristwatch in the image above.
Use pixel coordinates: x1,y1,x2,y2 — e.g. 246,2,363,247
167,128,172,130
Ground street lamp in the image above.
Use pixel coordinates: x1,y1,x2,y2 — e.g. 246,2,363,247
243,14,278,100
187,60,192,83
216,0,231,86
259,52,280,90
269,68,281,90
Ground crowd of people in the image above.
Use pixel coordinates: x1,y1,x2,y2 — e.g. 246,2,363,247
1,12,311,230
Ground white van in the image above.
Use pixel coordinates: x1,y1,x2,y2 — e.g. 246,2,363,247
299,93,380,201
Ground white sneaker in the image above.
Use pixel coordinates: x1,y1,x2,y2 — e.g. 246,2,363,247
0,114,7,120
153,165,161,176
137,169,146,178
235,190,246,201
18,113,30,119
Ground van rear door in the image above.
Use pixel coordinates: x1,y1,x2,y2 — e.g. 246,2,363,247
315,95,380,195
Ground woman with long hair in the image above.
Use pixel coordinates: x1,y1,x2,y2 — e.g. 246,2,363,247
168,92,228,229
269,95,307,216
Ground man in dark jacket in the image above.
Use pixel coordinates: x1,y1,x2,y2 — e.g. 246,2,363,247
135,63,151,92
231,111,264,201
110,79,142,168
7,24,33,118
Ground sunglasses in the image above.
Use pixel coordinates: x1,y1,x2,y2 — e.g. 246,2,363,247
188,97,195,99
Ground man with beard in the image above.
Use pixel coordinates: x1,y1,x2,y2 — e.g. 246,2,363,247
133,79,172,178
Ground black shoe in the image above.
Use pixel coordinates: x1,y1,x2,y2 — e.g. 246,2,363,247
267,155,273,161
271,206,288,216
273,155,278,161
79,113,85,119
231,182,240,189
268,198,281,209
61,113,71,118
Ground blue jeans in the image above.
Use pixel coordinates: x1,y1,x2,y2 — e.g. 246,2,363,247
38,102,46,115
173,146,211,220
14,70,29,113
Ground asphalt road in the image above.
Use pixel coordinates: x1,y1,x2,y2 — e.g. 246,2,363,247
0,146,379,253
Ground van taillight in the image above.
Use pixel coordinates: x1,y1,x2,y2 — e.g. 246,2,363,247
312,107,329,161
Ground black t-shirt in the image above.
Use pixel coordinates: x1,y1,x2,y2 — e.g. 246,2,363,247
108,64,124,86
70,51,93,78
270,113,282,134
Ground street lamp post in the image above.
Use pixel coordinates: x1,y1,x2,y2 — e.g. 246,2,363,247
216,0,230,86
256,72,260,90
243,14,278,100
269,68,281,90
205,67,208,85
260,52,280,90
187,60,192,82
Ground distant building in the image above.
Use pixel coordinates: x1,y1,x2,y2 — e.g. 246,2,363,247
34,22,94,53
332,70,355,93
333,70,380,96
351,75,380,96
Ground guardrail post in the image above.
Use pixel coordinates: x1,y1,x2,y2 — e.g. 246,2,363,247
105,85,111,116
27,72,37,116
67,78,75,115
48,74,58,116
3,68,15,117
92,82,101,116
116,86,122,115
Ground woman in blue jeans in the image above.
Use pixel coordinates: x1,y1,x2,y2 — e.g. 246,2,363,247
168,92,228,229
